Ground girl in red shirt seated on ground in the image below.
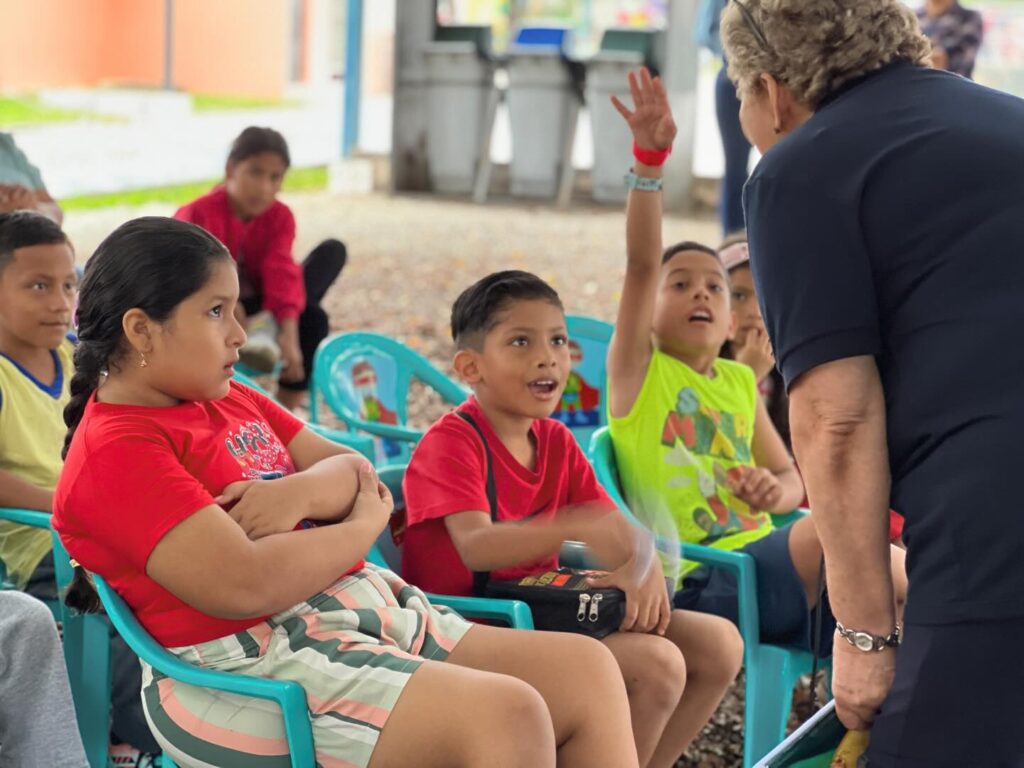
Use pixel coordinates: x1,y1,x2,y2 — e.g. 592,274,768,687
175,126,345,410
53,216,640,768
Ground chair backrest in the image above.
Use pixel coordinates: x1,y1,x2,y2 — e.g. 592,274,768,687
310,333,469,466
367,465,407,571
552,315,613,448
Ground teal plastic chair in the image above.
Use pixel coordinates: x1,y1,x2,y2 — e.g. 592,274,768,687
367,465,534,629
588,428,829,767
232,370,377,461
0,508,113,768
309,332,469,466
552,315,613,448
93,574,308,768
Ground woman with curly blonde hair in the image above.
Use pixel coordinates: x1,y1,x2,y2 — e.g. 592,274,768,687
721,0,1024,765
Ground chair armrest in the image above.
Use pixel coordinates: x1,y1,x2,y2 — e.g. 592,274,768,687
94,576,315,766
306,424,376,460
426,593,535,630
340,419,424,444
770,508,809,531
681,543,761,661
0,507,51,529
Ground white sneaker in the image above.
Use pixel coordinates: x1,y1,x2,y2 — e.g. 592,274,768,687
240,310,281,374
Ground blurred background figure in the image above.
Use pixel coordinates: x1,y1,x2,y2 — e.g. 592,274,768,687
918,0,985,79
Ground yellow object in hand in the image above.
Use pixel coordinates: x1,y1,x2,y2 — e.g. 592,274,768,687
831,729,870,768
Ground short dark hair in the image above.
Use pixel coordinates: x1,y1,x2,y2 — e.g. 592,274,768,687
662,240,722,266
451,270,564,349
228,126,291,167
0,211,70,275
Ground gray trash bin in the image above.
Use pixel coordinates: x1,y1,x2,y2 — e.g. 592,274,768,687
424,27,497,195
586,29,665,204
506,49,579,198
505,27,580,199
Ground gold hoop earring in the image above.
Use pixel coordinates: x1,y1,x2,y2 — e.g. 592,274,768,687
139,352,148,369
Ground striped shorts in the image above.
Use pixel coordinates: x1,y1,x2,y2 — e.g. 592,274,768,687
141,564,473,768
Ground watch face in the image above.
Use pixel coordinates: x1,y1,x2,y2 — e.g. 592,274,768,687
854,633,875,652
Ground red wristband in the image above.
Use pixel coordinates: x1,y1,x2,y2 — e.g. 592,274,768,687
633,141,672,167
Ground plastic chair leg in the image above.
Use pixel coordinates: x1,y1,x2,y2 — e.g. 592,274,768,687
69,614,112,768
743,644,806,768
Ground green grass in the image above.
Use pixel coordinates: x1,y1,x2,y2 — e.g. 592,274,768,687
191,93,298,112
0,95,95,127
62,166,329,212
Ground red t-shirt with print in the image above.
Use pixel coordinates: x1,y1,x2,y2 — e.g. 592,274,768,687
401,398,614,597
53,381,362,647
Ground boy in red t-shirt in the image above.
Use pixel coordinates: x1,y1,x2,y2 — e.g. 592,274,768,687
175,126,346,410
403,270,744,767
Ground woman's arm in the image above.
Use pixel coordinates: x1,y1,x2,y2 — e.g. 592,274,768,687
147,462,390,619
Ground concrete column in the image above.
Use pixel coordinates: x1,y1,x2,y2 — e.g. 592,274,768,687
391,0,437,191
661,0,700,211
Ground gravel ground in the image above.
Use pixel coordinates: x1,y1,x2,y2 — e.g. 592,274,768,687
65,191,825,766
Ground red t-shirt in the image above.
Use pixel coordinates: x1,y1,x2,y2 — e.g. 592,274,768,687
175,186,305,321
53,381,362,647
401,398,614,597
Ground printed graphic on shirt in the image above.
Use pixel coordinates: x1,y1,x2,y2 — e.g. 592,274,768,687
660,386,758,543
225,420,293,479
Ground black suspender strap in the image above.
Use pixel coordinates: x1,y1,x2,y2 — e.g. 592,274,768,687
455,411,498,596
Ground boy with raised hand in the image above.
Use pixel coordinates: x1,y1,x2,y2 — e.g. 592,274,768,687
606,69,907,654
402,269,742,768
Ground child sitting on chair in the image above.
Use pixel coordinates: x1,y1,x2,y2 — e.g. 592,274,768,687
0,211,161,763
53,216,641,768
606,68,908,654
401,269,743,768
175,126,346,410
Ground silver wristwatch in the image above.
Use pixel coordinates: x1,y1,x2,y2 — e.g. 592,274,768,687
835,622,902,652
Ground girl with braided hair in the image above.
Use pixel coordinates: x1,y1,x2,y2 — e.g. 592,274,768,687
52,216,639,768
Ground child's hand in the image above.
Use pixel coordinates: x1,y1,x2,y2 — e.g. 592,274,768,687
727,466,784,511
734,326,775,383
611,67,677,153
347,462,393,535
218,478,306,539
588,556,671,635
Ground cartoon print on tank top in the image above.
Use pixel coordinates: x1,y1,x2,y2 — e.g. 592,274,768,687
660,386,759,543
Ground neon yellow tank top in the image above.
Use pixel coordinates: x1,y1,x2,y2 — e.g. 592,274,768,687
609,350,772,581
0,341,72,588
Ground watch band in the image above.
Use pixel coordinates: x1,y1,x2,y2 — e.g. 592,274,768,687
624,171,663,192
835,621,902,652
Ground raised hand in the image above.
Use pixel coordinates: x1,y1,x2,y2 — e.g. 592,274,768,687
611,67,677,152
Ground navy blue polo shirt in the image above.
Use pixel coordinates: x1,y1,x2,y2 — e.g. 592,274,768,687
745,62,1024,625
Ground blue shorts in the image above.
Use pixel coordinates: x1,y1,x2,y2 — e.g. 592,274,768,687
867,616,1024,766
672,524,835,655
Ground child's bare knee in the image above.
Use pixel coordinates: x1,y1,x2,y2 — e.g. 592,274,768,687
635,638,687,710
717,621,745,681
478,676,553,755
